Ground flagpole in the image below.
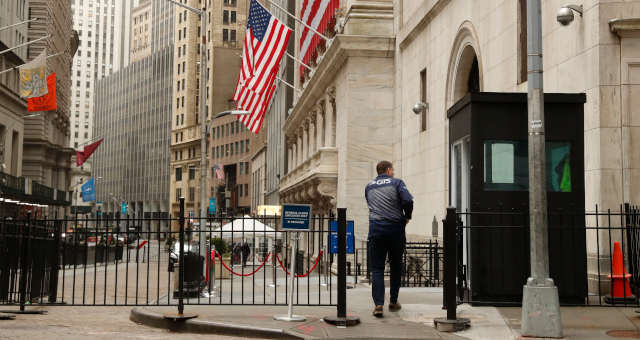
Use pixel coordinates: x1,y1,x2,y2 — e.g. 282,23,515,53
276,75,300,93
286,52,312,71
265,0,332,42
0,34,51,56
77,136,104,148
0,18,38,32
0,52,64,75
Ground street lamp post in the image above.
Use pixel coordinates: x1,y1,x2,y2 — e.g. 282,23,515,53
521,1,562,338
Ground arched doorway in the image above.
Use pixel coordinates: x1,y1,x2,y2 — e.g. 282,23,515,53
445,22,483,212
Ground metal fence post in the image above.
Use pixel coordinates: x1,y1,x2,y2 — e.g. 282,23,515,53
434,207,469,331
163,197,197,321
48,216,61,303
324,208,360,327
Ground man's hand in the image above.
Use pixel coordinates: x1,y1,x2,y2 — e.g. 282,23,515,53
405,219,410,225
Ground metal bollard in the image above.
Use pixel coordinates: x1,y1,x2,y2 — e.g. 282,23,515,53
434,207,469,332
324,208,360,327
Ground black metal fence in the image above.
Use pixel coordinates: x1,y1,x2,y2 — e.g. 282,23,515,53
354,241,442,288
452,205,640,307
0,206,340,310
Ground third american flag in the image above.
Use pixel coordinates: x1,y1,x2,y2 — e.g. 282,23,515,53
233,0,292,133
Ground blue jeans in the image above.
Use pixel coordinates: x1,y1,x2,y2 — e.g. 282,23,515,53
368,233,405,306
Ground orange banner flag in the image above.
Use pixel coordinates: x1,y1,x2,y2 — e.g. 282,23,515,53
27,72,57,112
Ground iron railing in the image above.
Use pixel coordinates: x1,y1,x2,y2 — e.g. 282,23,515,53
454,205,639,307
0,209,339,309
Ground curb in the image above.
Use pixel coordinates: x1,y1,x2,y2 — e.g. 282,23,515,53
130,307,304,339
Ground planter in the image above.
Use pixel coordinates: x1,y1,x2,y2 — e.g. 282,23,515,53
213,256,232,280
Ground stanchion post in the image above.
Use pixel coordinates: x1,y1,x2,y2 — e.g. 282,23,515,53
434,207,469,331
324,208,359,327
274,232,305,321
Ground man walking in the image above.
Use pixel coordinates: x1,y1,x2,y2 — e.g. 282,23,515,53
365,161,413,317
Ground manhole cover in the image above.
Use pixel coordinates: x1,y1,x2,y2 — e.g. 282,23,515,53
607,330,640,338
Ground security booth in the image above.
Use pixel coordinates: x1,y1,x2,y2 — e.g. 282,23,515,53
448,92,587,305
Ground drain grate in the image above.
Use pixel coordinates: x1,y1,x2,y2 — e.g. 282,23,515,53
607,330,640,339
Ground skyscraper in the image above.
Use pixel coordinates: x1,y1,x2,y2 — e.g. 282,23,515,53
69,0,136,209
92,0,174,236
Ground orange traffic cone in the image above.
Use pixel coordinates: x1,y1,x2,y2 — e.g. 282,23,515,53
605,241,637,304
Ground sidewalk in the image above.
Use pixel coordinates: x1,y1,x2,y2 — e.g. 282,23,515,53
134,287,466,339
135,286,640,340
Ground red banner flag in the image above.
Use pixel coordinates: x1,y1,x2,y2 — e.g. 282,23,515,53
76,138,104,167
27,72,57,112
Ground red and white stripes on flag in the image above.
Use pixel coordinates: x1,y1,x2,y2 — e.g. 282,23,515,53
299,0,339,81
233,0,292,134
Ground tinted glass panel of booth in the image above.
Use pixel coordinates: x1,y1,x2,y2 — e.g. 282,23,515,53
483,140,571,192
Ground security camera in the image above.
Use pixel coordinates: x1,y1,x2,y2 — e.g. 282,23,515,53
557,5,582,26
412,102,429,115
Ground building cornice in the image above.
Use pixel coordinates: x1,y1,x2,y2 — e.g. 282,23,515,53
610,18,640,37
284,34,395,136
397,0,450,50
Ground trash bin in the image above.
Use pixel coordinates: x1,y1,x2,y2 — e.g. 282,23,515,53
172,250,204,299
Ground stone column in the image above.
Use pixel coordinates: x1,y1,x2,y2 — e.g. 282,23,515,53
309,117,316,157
324,87,336,147
302,124,309,163
316,104,324,148
287,142,293,173
291,142,297,170
297,132,303,166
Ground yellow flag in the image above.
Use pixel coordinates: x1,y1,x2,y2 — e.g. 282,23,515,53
19,50,48,98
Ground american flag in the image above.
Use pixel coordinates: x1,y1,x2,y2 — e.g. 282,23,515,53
214,164,225,180
233,0,291,134
299,0,339,81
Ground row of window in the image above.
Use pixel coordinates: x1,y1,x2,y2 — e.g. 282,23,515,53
212,139,249,159
173,147,197,161
174,166,196,182
212,120,245,139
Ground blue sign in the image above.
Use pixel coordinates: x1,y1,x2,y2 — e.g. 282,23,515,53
81,178,96,202
208,198,216,215
121,202,127,215
329,220,355,254
281,204,311,231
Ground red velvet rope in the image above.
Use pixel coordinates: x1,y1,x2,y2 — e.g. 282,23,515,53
275,251,323,278
214,251,271,277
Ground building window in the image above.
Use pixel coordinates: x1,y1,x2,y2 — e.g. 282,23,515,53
223,29,228,41
240,140,244,153
223,10,229,24
189,187,195,201
231,11,236,23
175,167,182,181
420,68,427,132
246,139,249,152
176,188,182,201
518,0,527,84
189,167,196,180
230,30,236,42
244,184,248,198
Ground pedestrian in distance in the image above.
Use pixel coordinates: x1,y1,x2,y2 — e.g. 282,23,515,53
365,160,414,317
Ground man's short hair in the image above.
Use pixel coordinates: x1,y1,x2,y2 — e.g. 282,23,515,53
376,161,393,175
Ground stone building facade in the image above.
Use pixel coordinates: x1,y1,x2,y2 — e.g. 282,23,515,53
281,0,395,247
22,0,76,216
278,0,640,257
0,0,29,178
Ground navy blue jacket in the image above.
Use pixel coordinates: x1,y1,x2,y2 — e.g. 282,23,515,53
365,174,414,237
